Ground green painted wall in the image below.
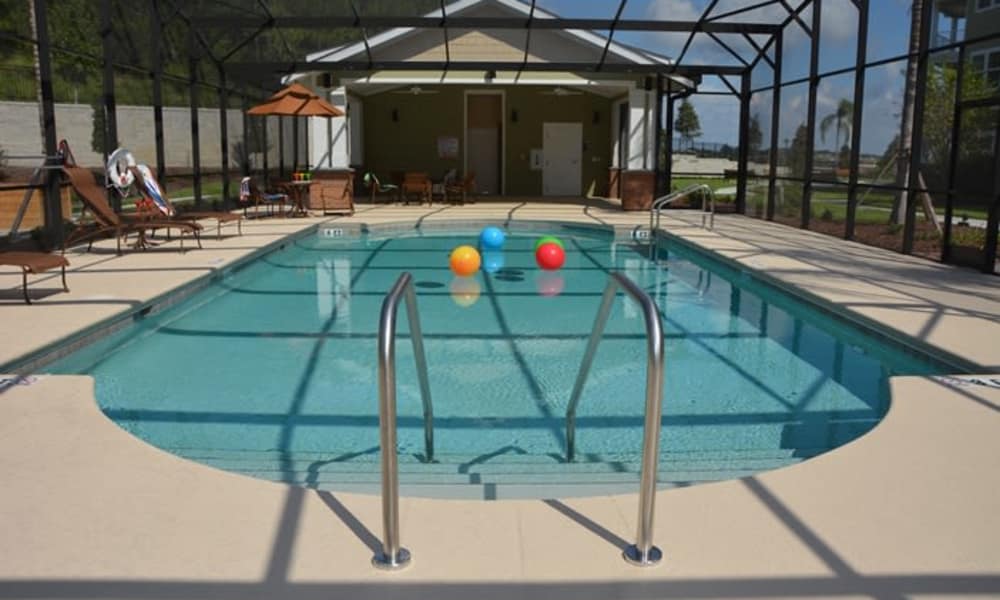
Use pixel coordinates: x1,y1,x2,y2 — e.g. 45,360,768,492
361,85,612,196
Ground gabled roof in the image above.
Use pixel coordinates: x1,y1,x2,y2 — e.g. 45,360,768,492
304,0,674,67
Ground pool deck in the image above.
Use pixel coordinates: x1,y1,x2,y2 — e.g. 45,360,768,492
1,201,999,599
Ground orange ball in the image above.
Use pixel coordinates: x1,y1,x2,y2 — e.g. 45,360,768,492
449,245,481,277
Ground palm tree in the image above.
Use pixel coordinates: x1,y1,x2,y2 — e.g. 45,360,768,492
819,99,854,158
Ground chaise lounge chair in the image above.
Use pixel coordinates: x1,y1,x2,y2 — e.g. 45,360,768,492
130,166,243,239
0,251,69,304
62,166,203,255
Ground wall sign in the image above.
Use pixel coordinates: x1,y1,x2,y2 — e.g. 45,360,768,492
437,136,459,159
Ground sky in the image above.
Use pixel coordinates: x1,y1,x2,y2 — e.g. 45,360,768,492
539,0,928,155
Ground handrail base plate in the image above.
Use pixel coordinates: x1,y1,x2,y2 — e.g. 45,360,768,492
372,547,412,571
623,544,663,567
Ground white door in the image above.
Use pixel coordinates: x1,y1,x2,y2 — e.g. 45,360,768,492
542,122,582,196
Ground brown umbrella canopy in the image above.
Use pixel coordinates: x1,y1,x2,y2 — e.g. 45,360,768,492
247,82,344,117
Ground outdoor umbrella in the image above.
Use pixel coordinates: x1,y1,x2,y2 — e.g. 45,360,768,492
247,82,346,214
246,82,344,117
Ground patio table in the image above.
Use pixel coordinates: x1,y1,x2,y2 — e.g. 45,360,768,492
279,180,311,217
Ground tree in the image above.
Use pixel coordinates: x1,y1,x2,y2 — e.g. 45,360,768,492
90,99,118,155
788,124,809,179
675,99,702,150
748,113,763,160
874,62,996,202
921,63,995,175
819,99,853,168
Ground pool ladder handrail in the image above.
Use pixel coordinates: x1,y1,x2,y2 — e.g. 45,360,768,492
565,271,666,567
649,183,716,234
374,272,434,570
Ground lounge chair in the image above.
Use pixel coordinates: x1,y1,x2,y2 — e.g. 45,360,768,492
240,177,289,218
130,167,243,239
0,251,69,304
61,166,202,254
363,172,399,204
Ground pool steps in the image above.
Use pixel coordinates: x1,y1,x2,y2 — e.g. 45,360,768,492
154,446,826,499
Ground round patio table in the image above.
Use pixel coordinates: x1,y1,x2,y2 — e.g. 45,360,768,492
280,180,311,216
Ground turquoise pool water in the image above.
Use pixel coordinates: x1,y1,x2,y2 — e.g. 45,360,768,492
49,223,948,498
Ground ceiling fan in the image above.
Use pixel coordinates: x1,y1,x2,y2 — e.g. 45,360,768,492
391,85,440,95
539,86,583,96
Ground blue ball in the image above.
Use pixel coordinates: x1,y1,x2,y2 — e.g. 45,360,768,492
482,251,505,274
479,226,506,250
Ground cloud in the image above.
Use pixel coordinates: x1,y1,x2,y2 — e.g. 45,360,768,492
640,0,780,64
820,1,858,42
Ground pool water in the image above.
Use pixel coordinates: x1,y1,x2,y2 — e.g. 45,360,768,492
49,224,948,498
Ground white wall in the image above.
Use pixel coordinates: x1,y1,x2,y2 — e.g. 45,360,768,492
0,101,306,172
626,88,655,170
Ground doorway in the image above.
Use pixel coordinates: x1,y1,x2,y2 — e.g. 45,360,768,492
465,92,504,196
543,122,582,196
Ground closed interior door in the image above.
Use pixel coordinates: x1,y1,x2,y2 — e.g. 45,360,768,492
466,94,502,195
543,122,582,196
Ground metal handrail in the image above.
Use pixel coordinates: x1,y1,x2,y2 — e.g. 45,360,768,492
647,184,716,260
565,272,666,567
648,183,700,231
373,272,434,570
649,183,716,233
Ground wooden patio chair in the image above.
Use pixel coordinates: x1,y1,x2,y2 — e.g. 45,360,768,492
400,172,431,205
445,171,477,205
0,251,69,304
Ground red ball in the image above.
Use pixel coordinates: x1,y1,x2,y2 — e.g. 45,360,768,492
535,242,565,271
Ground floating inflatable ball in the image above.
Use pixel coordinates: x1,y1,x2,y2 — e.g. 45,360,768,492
534,235,565,252
535,242,565,271
479,226,506,250
450,277,481,308
536,272,565,297
481,251,505,274
449,245,481,277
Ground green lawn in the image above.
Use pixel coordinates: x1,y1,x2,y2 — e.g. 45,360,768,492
671,177,737,194
746,184,991,223
163,181,225,205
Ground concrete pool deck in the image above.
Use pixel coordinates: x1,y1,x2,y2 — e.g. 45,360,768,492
1,202,999,598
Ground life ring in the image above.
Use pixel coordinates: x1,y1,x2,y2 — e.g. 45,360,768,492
107,147,137,192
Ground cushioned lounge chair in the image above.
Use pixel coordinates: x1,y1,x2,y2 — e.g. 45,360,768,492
62,166,202,254
363,172,398,204
131,167,243,239
0,251,69,304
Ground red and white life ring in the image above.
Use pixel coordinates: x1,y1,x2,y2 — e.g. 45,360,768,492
107,147,137,192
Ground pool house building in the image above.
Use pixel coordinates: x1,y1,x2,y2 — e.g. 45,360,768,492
288,0,692,204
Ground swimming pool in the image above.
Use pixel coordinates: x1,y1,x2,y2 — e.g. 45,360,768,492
48,222,950,499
